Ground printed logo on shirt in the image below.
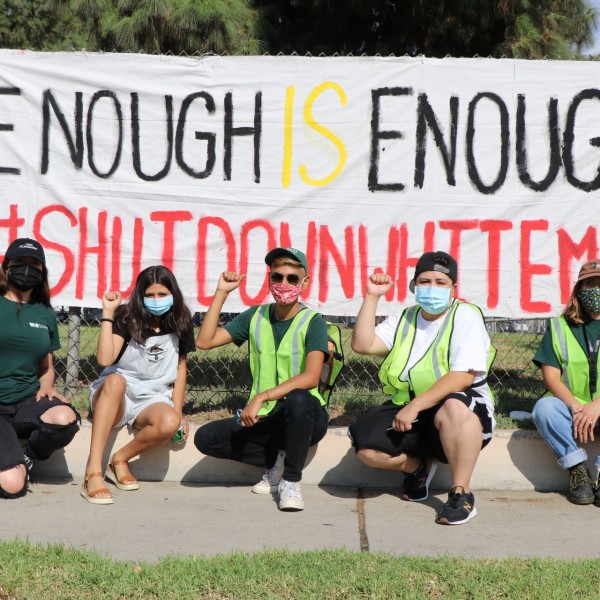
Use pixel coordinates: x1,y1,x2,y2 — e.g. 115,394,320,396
29,322,49,331
147,344,165,362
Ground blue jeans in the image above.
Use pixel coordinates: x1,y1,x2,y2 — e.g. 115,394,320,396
532,395,588,469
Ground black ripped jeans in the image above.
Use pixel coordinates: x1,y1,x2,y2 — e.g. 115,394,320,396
194,389,329,483
0,394,80,473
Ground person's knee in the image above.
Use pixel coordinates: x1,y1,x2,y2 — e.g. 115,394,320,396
28,419,79,460
284,389,313,418
194,424,213,454
99,374,127,400
436,397,470,425
532,396,560,425
0,464,28,498
156,410,181,438
41,404,78,426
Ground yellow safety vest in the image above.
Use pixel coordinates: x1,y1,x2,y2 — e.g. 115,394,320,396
378,301,495,406
548,316,600,405
248,304,326,416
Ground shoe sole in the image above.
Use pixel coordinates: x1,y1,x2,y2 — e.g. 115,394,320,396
569,496,595,505
278,500,304,511
80,485,114,505
105,464,140,491
405,461,438,502
251,484,279,494
436,506,477,525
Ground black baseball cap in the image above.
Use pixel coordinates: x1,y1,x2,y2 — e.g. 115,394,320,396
409,251,457,292
4,237,46,265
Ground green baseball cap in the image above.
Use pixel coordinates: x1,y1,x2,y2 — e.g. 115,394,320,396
264,247,308,272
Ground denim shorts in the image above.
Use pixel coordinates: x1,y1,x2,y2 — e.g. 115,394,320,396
90,382,174,428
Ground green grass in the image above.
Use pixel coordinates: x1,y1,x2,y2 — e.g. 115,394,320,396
55,324,543,428
1,540,599,599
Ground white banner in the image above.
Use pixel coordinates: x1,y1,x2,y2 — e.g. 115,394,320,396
0,50,598,316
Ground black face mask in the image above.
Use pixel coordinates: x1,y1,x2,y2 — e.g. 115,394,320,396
7,264,44,291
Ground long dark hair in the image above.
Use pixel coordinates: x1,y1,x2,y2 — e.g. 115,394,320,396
116,265,193,344
563,280,589,325
0,258,52,308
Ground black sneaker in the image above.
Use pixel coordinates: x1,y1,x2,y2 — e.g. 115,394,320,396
23,453,33,473
435,486,477,525
401,460,438,502
594,480,600,507
569,463,594,505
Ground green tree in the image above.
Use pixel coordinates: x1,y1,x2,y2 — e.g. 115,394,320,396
56,0,261,54
0,0,90,49
254,0,598,59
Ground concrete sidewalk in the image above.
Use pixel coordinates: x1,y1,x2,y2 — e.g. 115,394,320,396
5,421,600,563
1,479,599,563
31,421,600,491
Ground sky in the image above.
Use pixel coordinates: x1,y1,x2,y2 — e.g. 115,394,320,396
587,0,600,55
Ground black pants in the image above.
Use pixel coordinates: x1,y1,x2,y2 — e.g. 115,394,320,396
0,395,80,471
194,389,328,483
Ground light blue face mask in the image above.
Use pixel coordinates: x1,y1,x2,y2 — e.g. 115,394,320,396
143,295,174,316
414,286,452,315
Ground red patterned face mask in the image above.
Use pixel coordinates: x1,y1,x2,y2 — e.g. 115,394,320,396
269,280,303,305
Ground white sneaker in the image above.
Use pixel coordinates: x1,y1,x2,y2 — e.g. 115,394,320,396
251,450,285,494
278,479,304,511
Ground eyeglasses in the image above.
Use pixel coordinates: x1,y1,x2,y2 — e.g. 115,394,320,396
270,272,303,286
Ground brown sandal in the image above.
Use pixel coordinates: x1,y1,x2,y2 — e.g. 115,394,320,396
105,461,140,491
80,472,114,505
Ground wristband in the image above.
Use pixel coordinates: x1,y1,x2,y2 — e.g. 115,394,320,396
265,390,271,401
100,317,114,323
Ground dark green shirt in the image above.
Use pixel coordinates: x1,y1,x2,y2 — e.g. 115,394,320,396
0,295,61,404
224,304,329,358
534,318,600,369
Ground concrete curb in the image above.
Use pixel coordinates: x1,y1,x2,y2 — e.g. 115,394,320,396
32,420,600,491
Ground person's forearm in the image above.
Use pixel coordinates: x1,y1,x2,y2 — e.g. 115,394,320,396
196,290,228,349
96,321,117,367
96,305,118,367
38,366,55,390
257,371,320,403
409,371,476,413
172,359,187,415
351,293,380,354
545,379,581,412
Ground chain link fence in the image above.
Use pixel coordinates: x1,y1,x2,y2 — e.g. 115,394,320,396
54,307,547,420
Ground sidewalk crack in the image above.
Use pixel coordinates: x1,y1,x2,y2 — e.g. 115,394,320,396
356,487,369,552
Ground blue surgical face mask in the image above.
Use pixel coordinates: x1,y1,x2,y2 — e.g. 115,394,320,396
143,295,174,316
414,286,452,315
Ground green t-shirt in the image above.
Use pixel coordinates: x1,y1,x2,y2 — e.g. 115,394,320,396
224,304,329,359
533,318,600,369
0,295,61,404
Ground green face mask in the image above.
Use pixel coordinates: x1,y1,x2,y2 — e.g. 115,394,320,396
578,287,600,315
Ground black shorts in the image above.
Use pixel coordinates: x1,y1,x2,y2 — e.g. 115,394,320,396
348,393,494,464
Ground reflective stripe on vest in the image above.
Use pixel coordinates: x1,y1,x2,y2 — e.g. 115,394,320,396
378,301,495,406
548,316,600,404
249,304,325,415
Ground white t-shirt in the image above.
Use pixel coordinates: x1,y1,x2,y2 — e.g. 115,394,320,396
375,302,494,408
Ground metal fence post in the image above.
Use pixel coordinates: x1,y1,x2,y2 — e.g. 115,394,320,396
64,306,81,398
